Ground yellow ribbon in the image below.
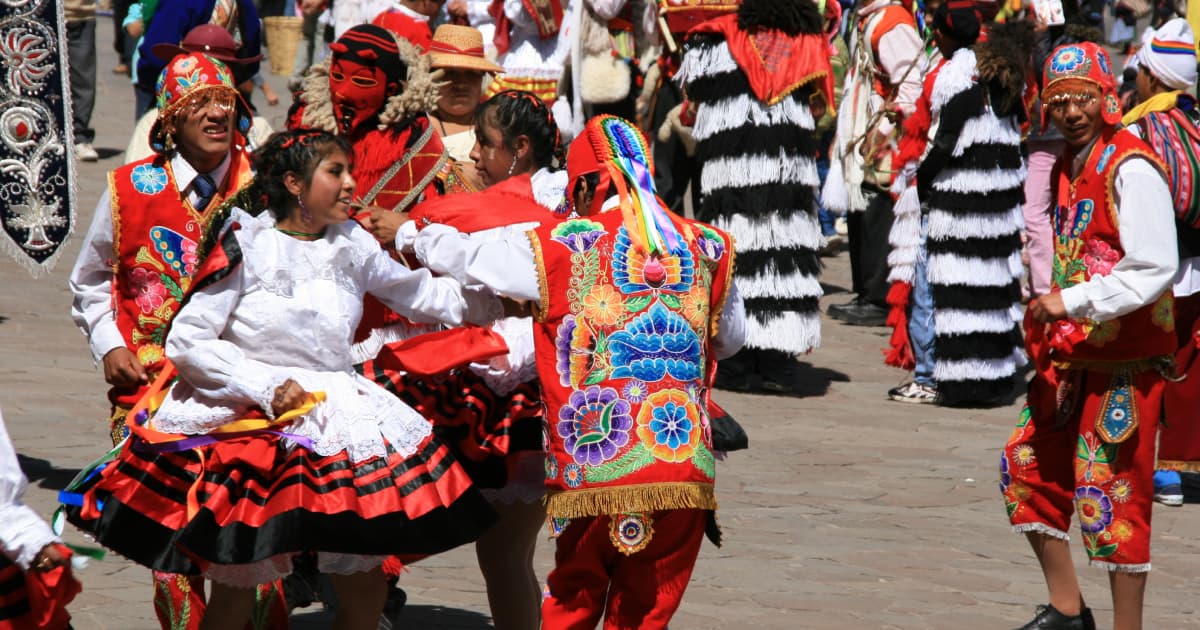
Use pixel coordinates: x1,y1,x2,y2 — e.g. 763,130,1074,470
1120,90,1182,127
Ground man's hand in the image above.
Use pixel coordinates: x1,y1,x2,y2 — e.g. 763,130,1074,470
1029,292,1068,323
300,0,326,17
31,543,69,573
126,18,144,39
447,0,468,18
102,347,149,387
364,208,408,247
271,378,309,418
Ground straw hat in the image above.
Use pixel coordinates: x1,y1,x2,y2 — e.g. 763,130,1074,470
427,25,503,74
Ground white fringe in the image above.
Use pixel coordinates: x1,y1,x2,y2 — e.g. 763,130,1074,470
953,113,1023,157
821,158,860,214
678,39,740,85
927,207,1025,240
931,166,1028,195
935,307,1022,336
349,321,439,365
744,310,821,354
934,355,1020,381
735,269,823,301
931,48,978,113
700,150,820,193
1089,560,1152,573
1012,522,1071,541
692,92,816,141
927,251,1024,287
712,211,824,252
886,185,922,285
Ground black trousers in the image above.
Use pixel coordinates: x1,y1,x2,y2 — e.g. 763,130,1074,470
67,19,96,143
846,185,894,306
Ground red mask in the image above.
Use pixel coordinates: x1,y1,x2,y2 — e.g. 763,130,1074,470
328,55,389,135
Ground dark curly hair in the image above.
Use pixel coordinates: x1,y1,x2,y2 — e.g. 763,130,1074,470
475,90,562,170
245,129,354,221
738,0,823,36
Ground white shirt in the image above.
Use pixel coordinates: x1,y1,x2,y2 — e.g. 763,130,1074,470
69,152,233,363
859,0,924,137
154,210,501,461
1060,156,1180,321
407,202,748,359
0,409,60,571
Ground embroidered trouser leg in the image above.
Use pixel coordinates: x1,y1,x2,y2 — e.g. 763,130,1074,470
1002,368,1163,571
542,510,706,630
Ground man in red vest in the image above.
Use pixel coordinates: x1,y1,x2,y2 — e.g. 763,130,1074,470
1001,42,1178,630
407,115,747,629
69,52,286,630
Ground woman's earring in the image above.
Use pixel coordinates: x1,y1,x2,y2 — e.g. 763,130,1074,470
298,195,311,223
507,155,517,177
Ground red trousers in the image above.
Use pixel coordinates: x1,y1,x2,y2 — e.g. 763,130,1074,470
151,572,288,630
1160,293,1200,467
542,509,706,630
1002,366,1163,571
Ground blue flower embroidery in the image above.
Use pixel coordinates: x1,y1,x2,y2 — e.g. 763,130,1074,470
1095,144,1116,174
131,164,168,195
608,301,701,382
1049,46,1086,76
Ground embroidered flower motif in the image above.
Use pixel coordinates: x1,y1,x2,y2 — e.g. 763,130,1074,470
0,28,54,93
1074,485,1113,534
550,219,605,253
1109,518,1134,542
622,380,648,403
1096,48,1111,76
562,463,584,488
1013,443,1036,467
680,287,709,331
1095,144,1117,174
136,344,164,366
557,386,634,466
545,456,558,481
555,315,599,388
1085,318,1120,347
1110,478,1132,503
612,228,694,295
610,513,654,555
583,284,624,326
129,267,167,314
636,389,702,463
131,163,169,195
1075,433,1115,485
999,454,1012,494
181,238,198,275
1152,294,1175,332
1082,238,1119,276
696,226,726,262
608,302,702,382
1049,46,1087,76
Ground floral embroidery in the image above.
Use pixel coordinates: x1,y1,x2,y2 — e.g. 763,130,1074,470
999,454,1012,494
636,389,702,463
1085,318,1120,347
1075,485,1113,534
622,380,647,403
545,456,558,480
131,163,168,195
1110,478,1132,503
1152,294,1175,332
1049,46,1087,76
583,284,624,326
130,267,167,314
696,226,726,262
612,228,694,296
551,219,605,253
1013,443,1036,466
554,316,603,388
151,226,200,276
1075,433,1116,484
557,386,634,466
608,301,702,382
137,344,164,366
609,513,654,555
680,287,709,332
563,463,584,488
1082,238,1119,276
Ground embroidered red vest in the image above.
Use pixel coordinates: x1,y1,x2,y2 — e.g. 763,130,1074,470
1049,128,1176,365
528,210,735,519
109,151,254,405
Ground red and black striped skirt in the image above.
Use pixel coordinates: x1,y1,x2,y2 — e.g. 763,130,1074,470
358,361,544,489
65,432,496,576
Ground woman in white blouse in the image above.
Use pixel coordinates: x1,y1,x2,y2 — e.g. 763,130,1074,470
66,129,503,630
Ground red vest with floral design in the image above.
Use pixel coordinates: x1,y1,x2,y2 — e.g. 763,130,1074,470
528,209,735,519
1049,128,1175,365
108,151,253,405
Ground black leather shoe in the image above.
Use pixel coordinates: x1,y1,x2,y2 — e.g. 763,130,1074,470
1014,604,1096,630
827,298,888,326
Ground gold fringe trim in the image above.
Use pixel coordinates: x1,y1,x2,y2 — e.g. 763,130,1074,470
526,230,549,323
544,482,716,520
709,234,736,340
1156,460,1200,472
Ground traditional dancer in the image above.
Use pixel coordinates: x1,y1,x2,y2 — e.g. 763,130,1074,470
485,0,568,106
1119,19,1200,506
680,0,833,391
883,7,1027,405
65,129,501,630
69,53,288,630
824,0,924,327
0,407,80,630
406,115,745,629
1001,42,1178,630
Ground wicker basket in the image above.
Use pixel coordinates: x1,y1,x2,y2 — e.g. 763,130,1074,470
263,16,304,76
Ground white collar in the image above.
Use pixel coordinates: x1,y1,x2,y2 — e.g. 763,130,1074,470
172,151,233,193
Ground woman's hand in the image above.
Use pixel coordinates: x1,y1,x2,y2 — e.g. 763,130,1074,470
102,347,149,387
1029,293,1068,323
363,209,408,247
31,544,69,573
271,378,310,417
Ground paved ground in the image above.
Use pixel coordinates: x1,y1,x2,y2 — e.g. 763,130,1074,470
3,18,1200,629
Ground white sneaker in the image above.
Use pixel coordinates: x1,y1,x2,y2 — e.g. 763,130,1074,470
834,216,848,236
75,142,99,162
888,382,939,404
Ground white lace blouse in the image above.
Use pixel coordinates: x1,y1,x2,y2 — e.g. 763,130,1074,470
153,209,502,462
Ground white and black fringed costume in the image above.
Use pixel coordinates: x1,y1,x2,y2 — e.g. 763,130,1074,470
888,26,1029,405
680,0,833,362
